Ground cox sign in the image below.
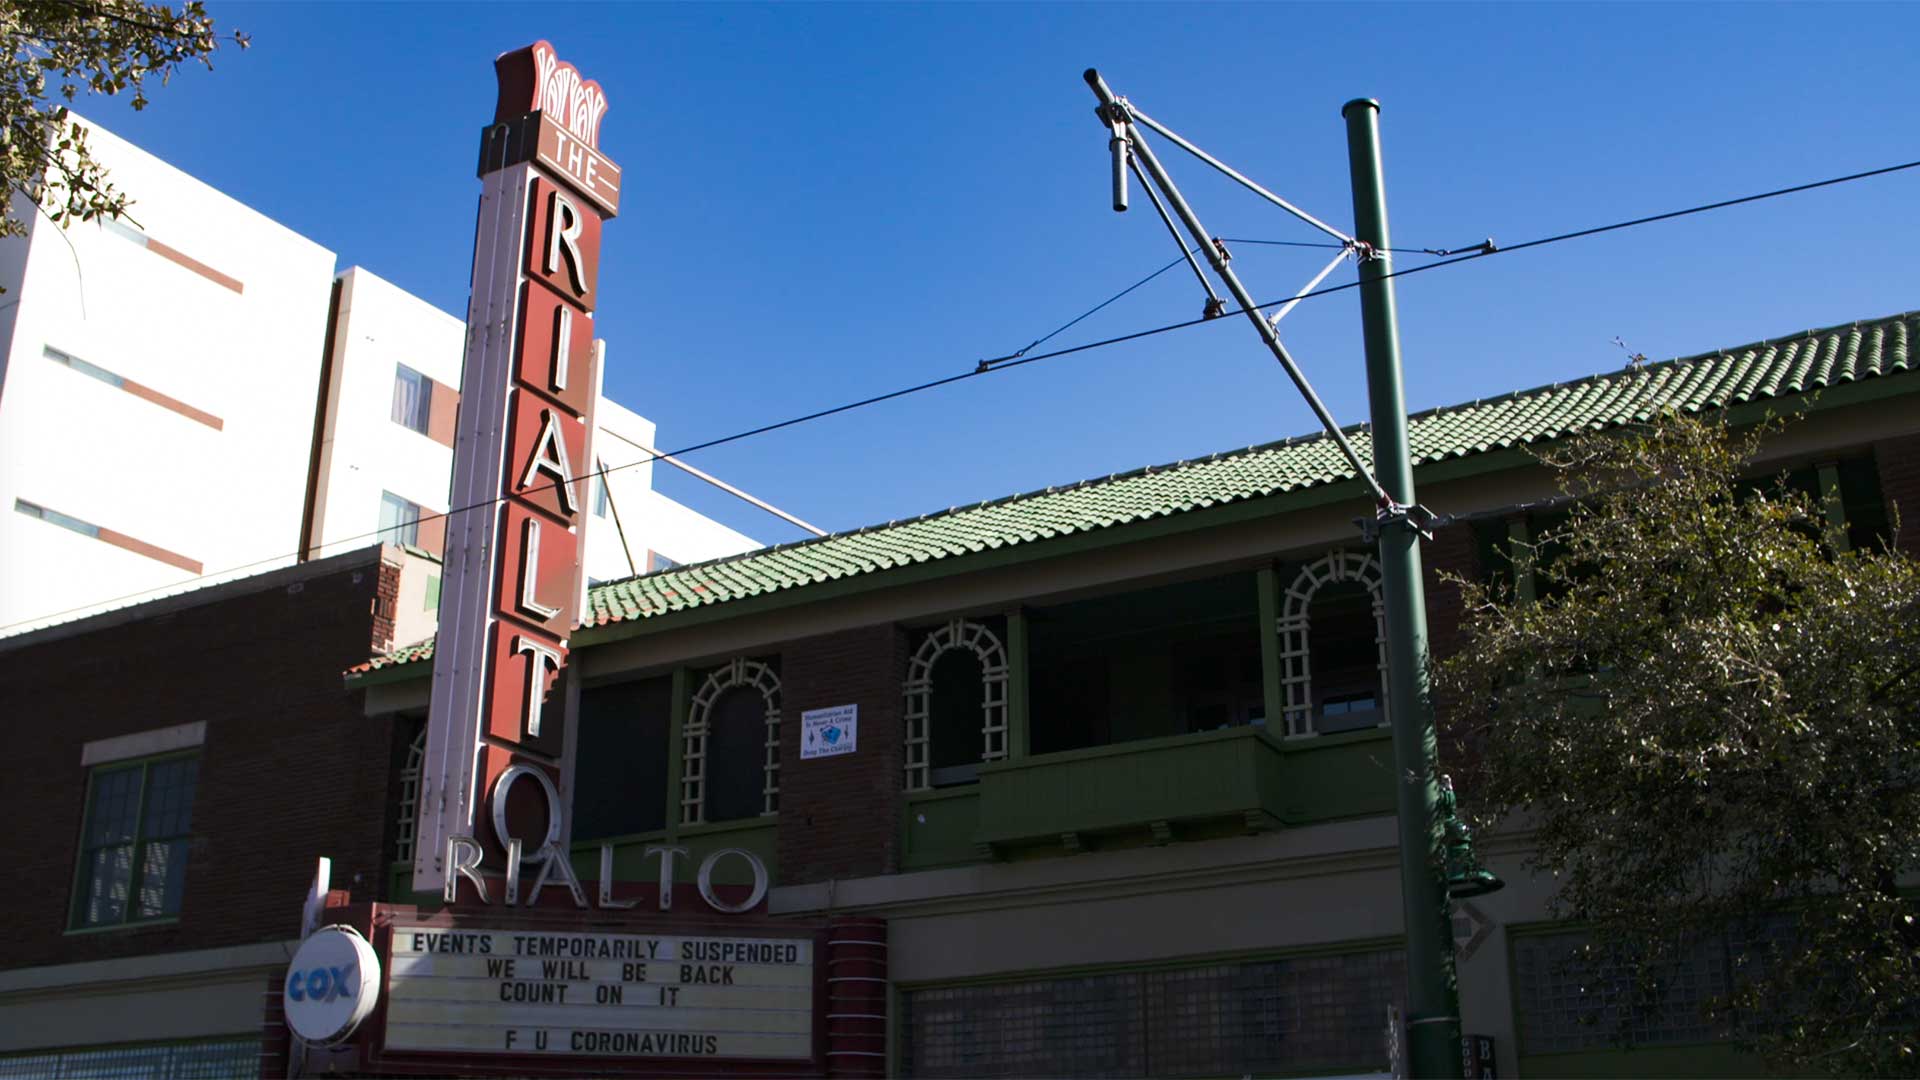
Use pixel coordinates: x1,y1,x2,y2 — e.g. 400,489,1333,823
284,925,380,1044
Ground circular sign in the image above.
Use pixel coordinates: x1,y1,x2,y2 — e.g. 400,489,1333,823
284,925,380,1044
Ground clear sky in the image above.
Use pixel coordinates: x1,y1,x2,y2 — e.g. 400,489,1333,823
93,2,1920,548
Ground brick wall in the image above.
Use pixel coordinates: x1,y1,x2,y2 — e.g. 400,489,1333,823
776,624,910,886
1421,521,1484,779
1875,434,1920,557
372,548,401,654
0,550,400,971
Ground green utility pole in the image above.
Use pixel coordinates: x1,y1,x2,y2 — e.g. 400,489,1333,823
1343,98,1463,1080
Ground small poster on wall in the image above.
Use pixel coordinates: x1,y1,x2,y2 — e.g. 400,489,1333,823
801,704,858,760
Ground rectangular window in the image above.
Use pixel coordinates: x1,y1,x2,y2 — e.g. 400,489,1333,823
16,497,102,539
71,754,199,929
573,676,673,842
45,344,126,388
901,946,1405,1077
378,491,423,548
592,464,610,518
390,364,432,435
0,1036,261,1079
648,552,681,573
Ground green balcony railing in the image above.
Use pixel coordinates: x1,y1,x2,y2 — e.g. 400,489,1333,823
975,725,1290,854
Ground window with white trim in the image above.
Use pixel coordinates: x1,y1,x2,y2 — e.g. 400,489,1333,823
390,363,432,434
683,658,781,824
904,618,1008,791
1278,551,1389,737
394,726,426,866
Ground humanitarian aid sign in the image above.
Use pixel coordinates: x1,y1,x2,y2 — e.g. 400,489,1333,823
799,704,857,760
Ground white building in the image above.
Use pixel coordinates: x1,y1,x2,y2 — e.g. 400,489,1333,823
304,268,759,591
0,116,767,636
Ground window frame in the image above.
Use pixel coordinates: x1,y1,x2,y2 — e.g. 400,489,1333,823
903,619,1009,791
1277,551,1391,738
681,658,782,824
390,363,433,436
68,749,199,932
378,490,424,549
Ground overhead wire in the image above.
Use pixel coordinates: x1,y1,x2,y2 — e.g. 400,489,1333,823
7,153,1918,634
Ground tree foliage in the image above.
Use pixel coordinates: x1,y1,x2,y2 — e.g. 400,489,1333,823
1,1,244,239
1437,413,1920,1075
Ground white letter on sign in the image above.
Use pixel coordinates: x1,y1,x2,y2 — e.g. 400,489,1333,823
519,409,578,515
518,516,561,621
545,189,588,298
552,305,572,391
512,636,564,737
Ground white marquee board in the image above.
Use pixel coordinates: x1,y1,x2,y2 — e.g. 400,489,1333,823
384,926,814,1060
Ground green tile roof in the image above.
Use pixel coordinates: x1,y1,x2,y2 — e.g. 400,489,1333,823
353,307,1914,676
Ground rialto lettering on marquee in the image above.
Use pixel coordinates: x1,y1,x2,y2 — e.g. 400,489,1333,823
412,40,621,896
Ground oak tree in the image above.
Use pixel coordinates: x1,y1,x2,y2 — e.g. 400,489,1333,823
1438,414,1919,1075
1,1,244,240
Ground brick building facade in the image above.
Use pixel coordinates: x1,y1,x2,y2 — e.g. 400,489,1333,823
1,309,1914,1079
0,546,432,1076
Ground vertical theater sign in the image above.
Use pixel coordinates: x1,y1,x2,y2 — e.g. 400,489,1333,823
415,40,615,903
281,42,889,1077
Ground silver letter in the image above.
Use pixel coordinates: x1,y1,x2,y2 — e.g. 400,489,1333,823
642,845,688,912
544,189,588,297
504,837,523,906
512,636,564,737
445,835,489,904
490,763,564,866
599,843,638,909
696,848,769,914
527,841,588,908
519,409,578,515
517,517,561,621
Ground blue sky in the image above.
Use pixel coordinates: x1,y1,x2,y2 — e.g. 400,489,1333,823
98,2,1920,547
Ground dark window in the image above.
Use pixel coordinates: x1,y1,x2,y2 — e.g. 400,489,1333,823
0,1036,262,1079
704,687,767,822
928,650,985,786
901,947,1405,1078
73,754,198,929
1309,580,1381,733
573,677,673,841
390,364,432,434
1029,573,1260,755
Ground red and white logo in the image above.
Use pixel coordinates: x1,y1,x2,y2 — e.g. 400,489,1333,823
495,40,609,150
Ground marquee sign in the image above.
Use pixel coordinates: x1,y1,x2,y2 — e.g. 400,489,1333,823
415,40,620,898
384,927,815,1060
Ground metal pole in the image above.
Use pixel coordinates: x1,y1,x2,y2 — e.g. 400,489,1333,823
1342,97,1463,1080
1082,69,1390,508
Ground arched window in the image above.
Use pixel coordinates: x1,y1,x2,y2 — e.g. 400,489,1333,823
904,619,1009,790
395,726,426,864
1278,552,1389,737
684,658,781,824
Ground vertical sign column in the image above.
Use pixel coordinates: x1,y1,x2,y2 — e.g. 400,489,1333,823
416,40,623,896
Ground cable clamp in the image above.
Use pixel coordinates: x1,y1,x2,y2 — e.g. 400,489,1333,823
1355,500,1447,543
1211,236,1233,264
1348,240,1385,263
1096,97,1134,129
1202,296,1226,320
